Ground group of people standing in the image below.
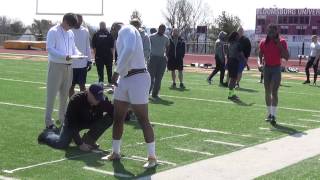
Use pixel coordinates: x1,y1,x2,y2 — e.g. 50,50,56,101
207,27,252,100
38,13,188,169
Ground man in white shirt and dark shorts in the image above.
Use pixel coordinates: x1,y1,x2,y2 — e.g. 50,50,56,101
101,22,157,169
303,35,320,85
69,14,92,97
45,13,81,130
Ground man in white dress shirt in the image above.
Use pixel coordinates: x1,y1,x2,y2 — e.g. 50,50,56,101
69,14,92,97
45,13,81,130
101,22,157,169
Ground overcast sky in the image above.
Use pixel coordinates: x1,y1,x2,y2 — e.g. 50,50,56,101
1,0,319,30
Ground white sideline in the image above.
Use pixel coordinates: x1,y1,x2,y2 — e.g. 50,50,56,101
297,118,320,123
147,128,320,180
174,148,213,156
204,140,245,147
83,166,133,178
0,77,45,85
0,52,47,58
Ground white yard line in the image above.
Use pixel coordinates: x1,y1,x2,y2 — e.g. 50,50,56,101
159,134,189,140
312,115,320,118
0,52,47,58
174,148,214,156
278,122,310,128
150,121,232,135
0,101,57,112
0,176,19,180
259,127,272,131
148,128,320,180
2,153,92,174
83,166,133,178
1,77,319,113
131,156,177,166
204,140,245,147
297,118,320,123
0,77,45,85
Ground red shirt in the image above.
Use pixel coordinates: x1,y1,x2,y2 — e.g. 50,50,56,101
259,38,288,66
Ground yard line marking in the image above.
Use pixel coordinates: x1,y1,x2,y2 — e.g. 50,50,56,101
0,101,58,112
1,77,319,113
204,140,245,147
2,153,93,174
312,115,320,118
83,166,133,178
131,156,177,166
0,52,47,58
0,176,19,180
160,95,320,113
174,147,214,156
0,77,45,85
150,121,232,135
259,127,271,131
278,122,310,128
297,118,320,123
159,134,189,140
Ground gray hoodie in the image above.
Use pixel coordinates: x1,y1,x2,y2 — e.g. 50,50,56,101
215,31,227,62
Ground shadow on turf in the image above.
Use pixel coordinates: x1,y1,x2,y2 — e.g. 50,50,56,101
112,160,157,180
270,124,306,137
64,146,107,167
149,97,174,106
169,87,190,92
236,87,259,93
229,98,255,106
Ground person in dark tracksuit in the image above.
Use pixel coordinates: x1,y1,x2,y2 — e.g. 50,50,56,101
167,28,186,89
38,83,114,151
92,22,115,84
207,31,227,86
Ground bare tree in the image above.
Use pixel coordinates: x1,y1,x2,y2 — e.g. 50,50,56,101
162,0,177,29
31,19,53,39
213,11,242,38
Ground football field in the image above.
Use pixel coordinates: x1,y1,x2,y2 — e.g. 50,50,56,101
0,57,320,179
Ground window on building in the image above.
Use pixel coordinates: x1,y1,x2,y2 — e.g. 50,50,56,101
289,16,293,24
283,16,288,24
312,29,317,35
257,19,265,25
304,16,310,24
294,16,298,24
300,16,305,24
297,28,305,35
281,28,288,34
278,16,283,24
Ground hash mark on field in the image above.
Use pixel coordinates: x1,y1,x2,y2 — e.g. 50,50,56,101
174,147,214,156
204,140,245,147
83,166,133,178
297,118,320,123
131,156,177,166
259,127,272,131
159,134,189,140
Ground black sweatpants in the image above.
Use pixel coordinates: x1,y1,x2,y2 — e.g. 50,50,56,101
96,57,113,83
305,57,319,82
208,56,225,84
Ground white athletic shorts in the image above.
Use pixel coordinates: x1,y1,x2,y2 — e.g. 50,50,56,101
114,72,151,104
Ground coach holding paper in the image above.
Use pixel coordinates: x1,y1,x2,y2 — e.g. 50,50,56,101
44,13,81,130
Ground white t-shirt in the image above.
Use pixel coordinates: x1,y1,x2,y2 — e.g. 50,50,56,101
71,26,92,68
46,24,80,64
115,25,146,77
310,42,320,57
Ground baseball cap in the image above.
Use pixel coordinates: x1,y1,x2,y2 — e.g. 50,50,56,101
89,83,104,101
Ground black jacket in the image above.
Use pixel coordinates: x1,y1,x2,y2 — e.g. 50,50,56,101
167,37,185,61
92,30,114,59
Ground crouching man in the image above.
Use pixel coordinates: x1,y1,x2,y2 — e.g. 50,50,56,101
38,83,113,151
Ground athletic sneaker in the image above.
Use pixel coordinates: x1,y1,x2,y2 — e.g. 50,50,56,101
228,95,239,100
220,82,228,87
207,78,212,85
270,115,277,126
46,124,60,134
180,83,186,89
143,156,158,169
265,114,272,122
171,83,176,88
303,80,310,84
101,152,121,161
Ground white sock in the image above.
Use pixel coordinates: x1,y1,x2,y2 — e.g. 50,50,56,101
271,106,277,116
267,106,271,115
147,142,156,158
112,140,121,154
